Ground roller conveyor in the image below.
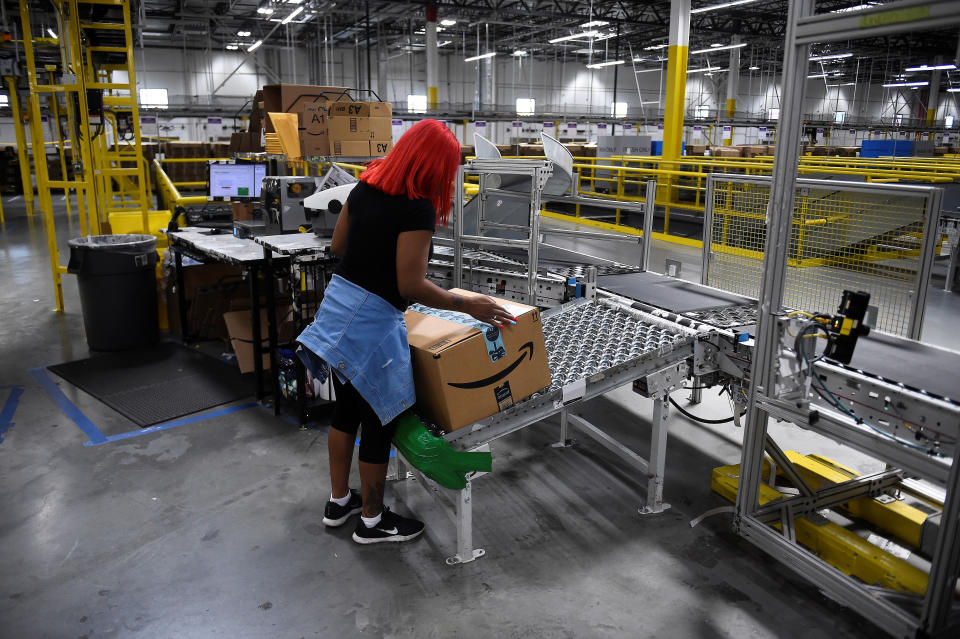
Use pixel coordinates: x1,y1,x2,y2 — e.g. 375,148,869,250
396,298,698,565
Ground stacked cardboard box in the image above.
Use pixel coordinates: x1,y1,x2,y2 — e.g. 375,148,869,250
326,101,393,157
739,145,769,158
518,143,545,156
459,145,475,164
688,145,708,156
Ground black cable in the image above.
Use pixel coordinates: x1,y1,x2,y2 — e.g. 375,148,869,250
669,397,737,424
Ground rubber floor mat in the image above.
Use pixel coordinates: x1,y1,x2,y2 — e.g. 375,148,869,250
48,342,253,427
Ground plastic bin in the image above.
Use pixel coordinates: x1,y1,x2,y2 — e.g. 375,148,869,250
67,234,159,351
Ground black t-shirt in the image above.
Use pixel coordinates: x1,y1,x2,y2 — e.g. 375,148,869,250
335,181,436,310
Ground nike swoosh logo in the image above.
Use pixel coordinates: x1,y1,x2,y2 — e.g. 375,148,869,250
447,342,535,390
381,527,399,535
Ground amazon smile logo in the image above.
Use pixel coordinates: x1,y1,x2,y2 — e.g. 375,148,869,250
447,342,534,390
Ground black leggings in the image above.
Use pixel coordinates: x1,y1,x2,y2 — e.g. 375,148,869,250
330,375,398,464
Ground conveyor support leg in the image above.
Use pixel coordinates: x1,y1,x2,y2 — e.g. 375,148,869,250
641,394,672,515
448,479,485,565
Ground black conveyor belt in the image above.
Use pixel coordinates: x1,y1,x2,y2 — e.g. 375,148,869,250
598,272,754,313
842,332,960,403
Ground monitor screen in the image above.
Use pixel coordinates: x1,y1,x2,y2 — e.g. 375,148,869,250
208,163,266,198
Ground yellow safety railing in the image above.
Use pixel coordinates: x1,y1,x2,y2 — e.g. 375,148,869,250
481,153,960,244
153,158,208,210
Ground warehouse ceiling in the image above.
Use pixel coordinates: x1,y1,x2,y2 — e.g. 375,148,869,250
7,0,960,87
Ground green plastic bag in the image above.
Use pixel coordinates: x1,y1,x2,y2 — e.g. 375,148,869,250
393,413,492,490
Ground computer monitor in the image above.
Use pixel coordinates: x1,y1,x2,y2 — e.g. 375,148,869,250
208,162,266,199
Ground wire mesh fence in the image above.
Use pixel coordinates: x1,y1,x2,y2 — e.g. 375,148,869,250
703,175,942,337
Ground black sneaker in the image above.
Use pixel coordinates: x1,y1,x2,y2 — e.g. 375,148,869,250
322,489,362,527
352,507,425,544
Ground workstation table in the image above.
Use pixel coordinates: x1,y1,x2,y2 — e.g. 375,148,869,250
164,227,286,401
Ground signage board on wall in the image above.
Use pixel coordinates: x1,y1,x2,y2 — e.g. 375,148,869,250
543,122,555,128
722,125,732,140
207,117,222,124
142,116,157,124
759,126,767,141
475,121,487,128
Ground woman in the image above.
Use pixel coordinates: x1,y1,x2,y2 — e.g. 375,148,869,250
297,119,517,544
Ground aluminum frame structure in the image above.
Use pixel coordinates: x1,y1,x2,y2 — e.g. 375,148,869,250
736,2,960,637
395,297,699,565
453,158,656,306
701,173,943,340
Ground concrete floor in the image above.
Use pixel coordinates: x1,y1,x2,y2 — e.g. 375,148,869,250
1,197,957,638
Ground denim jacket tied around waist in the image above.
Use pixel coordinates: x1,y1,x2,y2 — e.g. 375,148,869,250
296,275,415,425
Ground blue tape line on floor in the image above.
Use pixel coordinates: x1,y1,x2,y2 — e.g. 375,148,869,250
0,385,24,444
29,367,107,445
85,402,260,446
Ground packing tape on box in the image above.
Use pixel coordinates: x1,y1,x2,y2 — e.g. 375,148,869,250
409,305,507,364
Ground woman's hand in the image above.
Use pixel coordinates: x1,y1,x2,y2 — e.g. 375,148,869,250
462,295,518,327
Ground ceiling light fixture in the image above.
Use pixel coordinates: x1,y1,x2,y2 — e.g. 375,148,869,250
238,30,251,37
882,81,929,87
691,0,759,14
946,87,960,93
586,60,625,69
749,65,759,70
46,28,58,39
807,74,829,79
440,19,457,26
688,67,727,74
247,40,263,52
691,42,747,54
512,50,528,56
643,43,668,51
904,63,957,71
809,53,852,61
549,31,599,43
464,52,497,62
226,44,240,50
281,6,304,24
581,20,609,28
257,6,274,15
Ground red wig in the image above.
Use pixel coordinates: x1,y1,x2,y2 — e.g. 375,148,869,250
360,119,461,226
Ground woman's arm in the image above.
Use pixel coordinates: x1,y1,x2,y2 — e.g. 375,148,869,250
397,230,517,327
330,203,349,257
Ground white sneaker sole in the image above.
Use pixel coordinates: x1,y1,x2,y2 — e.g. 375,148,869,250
351,529,424,544
322,507,362,527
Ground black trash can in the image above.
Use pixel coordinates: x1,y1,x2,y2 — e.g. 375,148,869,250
68,234,159,351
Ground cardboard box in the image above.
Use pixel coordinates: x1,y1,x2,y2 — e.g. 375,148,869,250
224,309,271,374
328,116,369,142
370,140,393,156
232,201,257,221
331,139,372,157
301,133,330,157
328,101,392,118
301,103,330,157
223,306,296,374
261,84,350,132
165,262,246,341
328,115,393,141
405,290,551,432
